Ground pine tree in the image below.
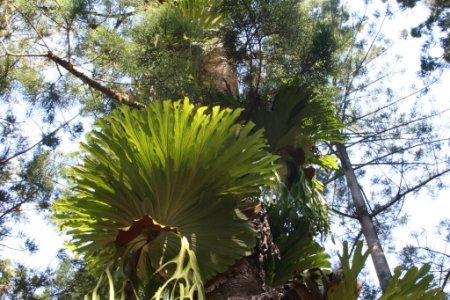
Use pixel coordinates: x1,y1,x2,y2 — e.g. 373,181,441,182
322,1,450,294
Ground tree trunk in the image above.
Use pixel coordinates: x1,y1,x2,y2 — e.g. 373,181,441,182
201,44,239,99
335,143,392,291
205,256,267,299
205,208,279,299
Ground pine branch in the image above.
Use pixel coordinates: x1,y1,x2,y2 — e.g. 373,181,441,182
3,50,145,109
350,82,437,124
346,109,450,147
371,168,450,217
331,207,358,219
46,51,145,109
8,3,145,109
350,138,450,170
0,114,78,166
323,137,448,186
416,246,450,259
0,197,30,221
338,9,388,118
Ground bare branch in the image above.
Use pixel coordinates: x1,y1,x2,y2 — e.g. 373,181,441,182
331,207,358,219
1,40,47,58
371,168,450,217
416,246,450,259
347,108,450,147
350,138,450,170
0,197,30,221
323,137,448,185
349,79,438,125
89,11,135,19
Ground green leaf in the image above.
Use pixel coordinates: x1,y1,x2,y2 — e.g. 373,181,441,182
379,264,447,300
152,236,205,300
53,99,280,290
174,0,222,31
327,241,370,300
267,233,331,288
251,84,345,154
269,167,331,237
266,210,331,287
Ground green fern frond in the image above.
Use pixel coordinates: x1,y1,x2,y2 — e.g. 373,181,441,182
53,98,280,295
379,264,447,300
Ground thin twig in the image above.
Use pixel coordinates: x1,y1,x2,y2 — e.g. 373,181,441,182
0,114,79,165
371,168,450,217
331,208,358,219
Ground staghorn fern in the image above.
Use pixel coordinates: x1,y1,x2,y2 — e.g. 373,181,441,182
53,99,280,298
379,264,447,300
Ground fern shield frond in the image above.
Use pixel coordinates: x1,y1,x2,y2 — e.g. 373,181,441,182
53,99,280,295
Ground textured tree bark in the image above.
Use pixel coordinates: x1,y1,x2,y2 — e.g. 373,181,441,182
205,256,265,299
205,205,285,300
201,44,239,99
335,143,392,291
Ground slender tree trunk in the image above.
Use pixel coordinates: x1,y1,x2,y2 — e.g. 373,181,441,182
335,143,392,291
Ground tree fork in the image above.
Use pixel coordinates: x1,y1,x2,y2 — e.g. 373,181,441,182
335,143,392,291
46,51,146,109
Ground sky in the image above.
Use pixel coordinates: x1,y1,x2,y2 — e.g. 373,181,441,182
1,0,449,295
